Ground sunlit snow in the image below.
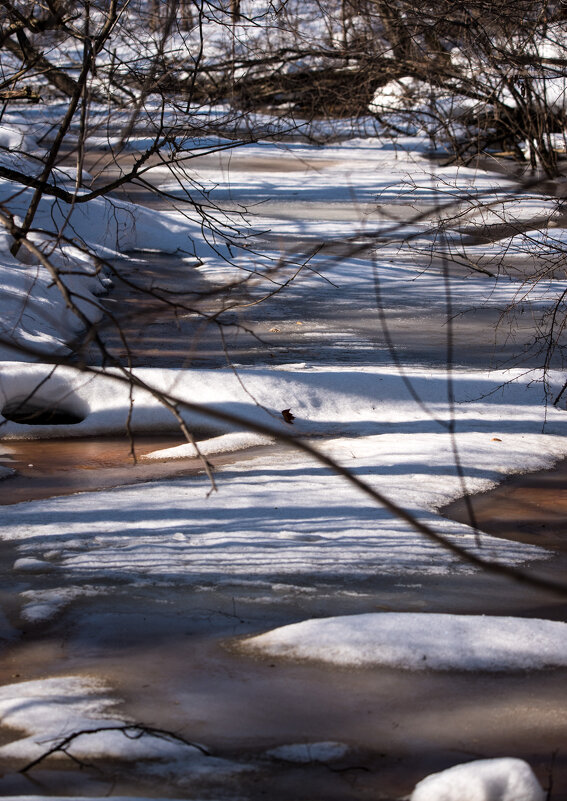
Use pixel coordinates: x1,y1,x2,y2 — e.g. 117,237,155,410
410,758,545,801
242,613,567,671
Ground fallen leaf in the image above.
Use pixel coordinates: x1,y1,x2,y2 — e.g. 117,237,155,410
492,437,502,442
281,408,295,424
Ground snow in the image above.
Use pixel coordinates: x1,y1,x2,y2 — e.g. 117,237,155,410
158,135,519,211
0,123,566,623
410,758,545,801
1,361,565,442
0,128,241,361
13,557,59,574
0,231,108,361
0,676,241,774
1,116,564,364
1,362,565,616
145,432,274,459
0,676,120,762
266,741,349,762
369,77,484,130
19,585,102,622
0,434,551,600
0,124,37,153
241,613,567,671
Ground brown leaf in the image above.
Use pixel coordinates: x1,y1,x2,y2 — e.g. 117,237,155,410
281,408,295,424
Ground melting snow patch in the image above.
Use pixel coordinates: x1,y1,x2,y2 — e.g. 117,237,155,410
144,431,273,460
410,758,545,801
0,676,246,779
266,741,349,763
13,557,57,574
19,585,103,622
0,676,119,762
241,613,567,671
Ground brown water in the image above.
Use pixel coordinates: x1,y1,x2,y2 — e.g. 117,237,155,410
442,459,567,553
1,572,567,799
0,242,566,796
0,434,267,504
83,148,564,372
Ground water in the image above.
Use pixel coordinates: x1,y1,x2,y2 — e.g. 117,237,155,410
0,434,269,504
443,458,567,553
81,144,564,372
1,567,566,798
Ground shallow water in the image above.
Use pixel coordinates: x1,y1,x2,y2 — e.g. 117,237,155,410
82,142,564,372
78,244,556,372
0,434,267,504
1,571,567,799
443,458,567,553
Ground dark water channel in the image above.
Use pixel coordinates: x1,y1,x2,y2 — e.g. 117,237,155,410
1,545,566,801
92,244,555,370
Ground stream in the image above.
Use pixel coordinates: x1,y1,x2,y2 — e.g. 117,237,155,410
0,147,567,799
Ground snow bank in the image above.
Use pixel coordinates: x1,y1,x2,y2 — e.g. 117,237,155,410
0,676,120,762
241,613,567,671
410,758,545,801
144,432,274,460
369,77,483,129
0,121,238,361
0,232,109,361
0,123,37,153
0,676,238,774
0,363,303,439
18,585,103,623
0,122,232,260
0,178,235,357
4,187,231,262
1,362,565,443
